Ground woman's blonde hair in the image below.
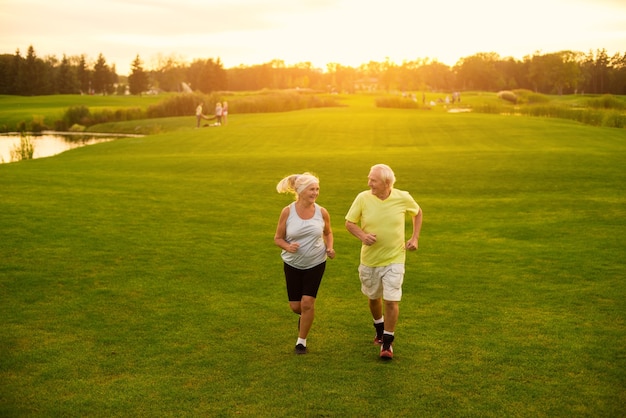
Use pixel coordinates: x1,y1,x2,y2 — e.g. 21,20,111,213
276,172,319,198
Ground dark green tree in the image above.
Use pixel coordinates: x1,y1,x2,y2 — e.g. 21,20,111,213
92,53,108,94
41,55,57,94
495,57,527,90
581,49,611,94
128,54,149,95
420,60,455,92
609,53,626,94
107,63,118,95
57,54,79,94
593,49,610,94
326,62,358,93
12,49,25,95
455,52,500,91
92,53,115,94
77,55,91,94
152,54,185,92
0,53,18,94
22,45,44,95
187,58,227,93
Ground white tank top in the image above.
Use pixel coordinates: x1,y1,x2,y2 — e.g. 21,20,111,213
281,202,327,269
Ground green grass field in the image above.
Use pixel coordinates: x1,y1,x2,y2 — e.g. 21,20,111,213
0,94,167,132
1,94,625,417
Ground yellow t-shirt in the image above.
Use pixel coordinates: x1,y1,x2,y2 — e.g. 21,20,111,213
345,188,420,267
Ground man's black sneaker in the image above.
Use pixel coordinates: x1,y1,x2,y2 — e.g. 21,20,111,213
294,344,308,355
380,334,395,360
374,322,384,345
380,344,394,359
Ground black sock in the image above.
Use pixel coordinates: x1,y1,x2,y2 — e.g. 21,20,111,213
374,322,384,338
382,333,394,349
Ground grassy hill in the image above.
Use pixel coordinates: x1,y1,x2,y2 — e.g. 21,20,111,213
1,94,625,416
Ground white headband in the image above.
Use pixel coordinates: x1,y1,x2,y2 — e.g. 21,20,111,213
296,175,319,194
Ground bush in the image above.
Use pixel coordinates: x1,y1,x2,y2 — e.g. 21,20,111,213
515,103,626,128
473,102,506,114
30,115,47,132
586,94,625,110
63,105,91,128
497,90,517,104
113,107,144,121
602,110,626,128
513,89,550,104
48,91,341,130
146,93,216,118
226,91,341,114
57,105,147,130
375,96,421,109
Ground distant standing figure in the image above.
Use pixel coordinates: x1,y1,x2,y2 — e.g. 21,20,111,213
274,173,335,354
196,102,204,128
215,102,223,125
345,164,422,360
222,101,228,125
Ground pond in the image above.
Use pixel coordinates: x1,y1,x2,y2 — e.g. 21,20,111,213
0,132,141,164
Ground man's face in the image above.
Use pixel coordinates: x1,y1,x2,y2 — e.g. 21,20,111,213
367,169,387,195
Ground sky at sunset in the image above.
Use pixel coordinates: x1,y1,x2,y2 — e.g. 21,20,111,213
1,0,625,75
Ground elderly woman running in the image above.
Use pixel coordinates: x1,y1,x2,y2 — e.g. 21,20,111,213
274,173,335,354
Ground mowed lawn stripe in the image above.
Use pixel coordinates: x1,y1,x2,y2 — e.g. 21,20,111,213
1,98,625,417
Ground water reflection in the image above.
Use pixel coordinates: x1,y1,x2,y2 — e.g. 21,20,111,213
0,132,141,164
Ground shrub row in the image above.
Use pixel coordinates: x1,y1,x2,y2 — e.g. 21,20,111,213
519,105,626,128
228,91,342,113
585,94,626,110
10,91,341,132
3,91,623,132
430,90,626,128
146,93,221,118
56,106,146,131
375,96,423,109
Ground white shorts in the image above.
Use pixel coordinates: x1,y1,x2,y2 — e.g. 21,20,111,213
358,263,405,302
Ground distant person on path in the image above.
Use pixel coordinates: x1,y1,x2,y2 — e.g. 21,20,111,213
345,164,422,360
215,102,223,125
274,173,335,354
196,102,204,128
222,101,228,125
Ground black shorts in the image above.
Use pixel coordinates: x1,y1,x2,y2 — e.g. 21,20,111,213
284,261,326,301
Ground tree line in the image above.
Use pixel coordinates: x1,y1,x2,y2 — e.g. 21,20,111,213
0,45,624,96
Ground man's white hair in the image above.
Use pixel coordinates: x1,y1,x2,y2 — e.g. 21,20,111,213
371,164,396,186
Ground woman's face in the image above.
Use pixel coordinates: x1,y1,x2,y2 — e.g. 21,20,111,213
299,183,319,202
